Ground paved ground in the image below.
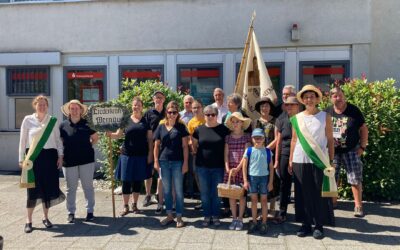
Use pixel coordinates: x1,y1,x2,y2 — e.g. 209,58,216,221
0,174,399,250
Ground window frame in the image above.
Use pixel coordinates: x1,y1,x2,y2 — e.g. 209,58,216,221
119,64,164,92
176,63,223,105
63,66,107,104
299,60,350,89
6,66,51,96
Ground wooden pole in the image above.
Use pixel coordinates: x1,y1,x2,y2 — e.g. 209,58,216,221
108,136,116,218
234,11,256,94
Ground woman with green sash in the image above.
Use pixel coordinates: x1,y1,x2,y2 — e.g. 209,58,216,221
19,95,65,233
289,85,335,240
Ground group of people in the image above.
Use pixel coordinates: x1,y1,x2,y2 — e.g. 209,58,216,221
19,83,368,240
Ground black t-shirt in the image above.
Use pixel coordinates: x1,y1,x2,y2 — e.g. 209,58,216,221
121,117,150,156
60,118,96,167
275,112,292,156
153,122,189,161
325,103,365,153
144,108,165,132
192,124,230,168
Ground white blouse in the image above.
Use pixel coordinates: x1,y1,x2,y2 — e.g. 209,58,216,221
293,111,328,164
19,113,63,162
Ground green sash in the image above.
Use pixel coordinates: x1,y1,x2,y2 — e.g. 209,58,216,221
291,113,338,197
20,116,57,189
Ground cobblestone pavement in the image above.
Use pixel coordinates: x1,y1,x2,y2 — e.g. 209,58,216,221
0,174,399,250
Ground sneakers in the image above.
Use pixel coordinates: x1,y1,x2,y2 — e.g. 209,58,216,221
229,219,237,230
297,224,312,237
259,223,267,235
155,204,163,215
150,195,159,204
247,221,257,234
85,213,94,222
202,217,211,227
24,223,33,233
354,206,364,217
142,195,152,207
67,213,75,223
313,228,324,240
235,220,244,231
212,217,221,226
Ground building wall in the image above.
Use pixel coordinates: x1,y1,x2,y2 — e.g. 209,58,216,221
370,0,400,82
0,0,371,52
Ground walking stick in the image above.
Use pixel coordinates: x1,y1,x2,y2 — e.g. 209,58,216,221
108,136,116,218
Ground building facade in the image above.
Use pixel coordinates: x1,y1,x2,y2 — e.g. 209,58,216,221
0,0,399,170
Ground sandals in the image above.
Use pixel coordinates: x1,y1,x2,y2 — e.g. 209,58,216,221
131,203,140,214
176,217,185,228
160,216,175,226
120,205,130,216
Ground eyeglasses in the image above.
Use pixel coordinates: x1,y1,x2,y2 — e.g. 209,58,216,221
167,111,178,115
205,113,216,117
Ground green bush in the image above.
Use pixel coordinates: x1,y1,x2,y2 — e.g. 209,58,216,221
320,78,400,201
97,80,185,182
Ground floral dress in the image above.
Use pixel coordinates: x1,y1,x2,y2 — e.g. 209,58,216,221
223,134,251,185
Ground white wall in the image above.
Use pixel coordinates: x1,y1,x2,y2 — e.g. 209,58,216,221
0,0,371,53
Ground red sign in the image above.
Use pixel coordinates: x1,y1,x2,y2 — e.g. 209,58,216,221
180,69,220,78
123,71,161,79
11,71,48,81
67,72,104,79
303,67,345,75
267,67,280,77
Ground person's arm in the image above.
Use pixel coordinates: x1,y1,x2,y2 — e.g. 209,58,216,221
268,160,274,191
90,133,99,145
358,123,368,156
224,143,230,174
153,139,161,173
182,136,189,174
147,130,154,164
106,128,123,139
289,128,297,175
54,120,64,169
18,117,29,167
242,156,249,190
325,114,335,163
274,130,282,170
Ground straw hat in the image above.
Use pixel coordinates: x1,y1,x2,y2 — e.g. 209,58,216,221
225,112,252,131
61,99,88,117
296,84,323,105
255,97,275,113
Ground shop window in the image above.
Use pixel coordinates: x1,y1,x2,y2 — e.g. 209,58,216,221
177,64,222,105
15,98,34,129
236,62,284,102
300,61,350,92
120,65,163,91
65,67,106,105
6,67,50,96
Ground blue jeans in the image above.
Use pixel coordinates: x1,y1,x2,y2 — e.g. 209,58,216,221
196,167,224,217
159,160,184,216
249,175,269,195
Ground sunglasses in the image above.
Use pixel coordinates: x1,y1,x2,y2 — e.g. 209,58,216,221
167,111,178,115
205,113,216,117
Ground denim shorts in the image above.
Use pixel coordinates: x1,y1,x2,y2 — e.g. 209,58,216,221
249,175,269,195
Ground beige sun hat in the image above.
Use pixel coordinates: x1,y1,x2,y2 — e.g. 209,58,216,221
225,112,252,131
61,99,88,117
296,84,323,105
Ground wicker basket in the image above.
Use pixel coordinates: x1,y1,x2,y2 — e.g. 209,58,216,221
217,170,245,199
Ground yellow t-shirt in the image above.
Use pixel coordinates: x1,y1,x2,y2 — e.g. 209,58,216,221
187,116,206,135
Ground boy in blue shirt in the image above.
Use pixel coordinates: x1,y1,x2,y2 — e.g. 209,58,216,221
243,128,274,234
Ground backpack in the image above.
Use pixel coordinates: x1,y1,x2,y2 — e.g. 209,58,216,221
246,147,271,167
